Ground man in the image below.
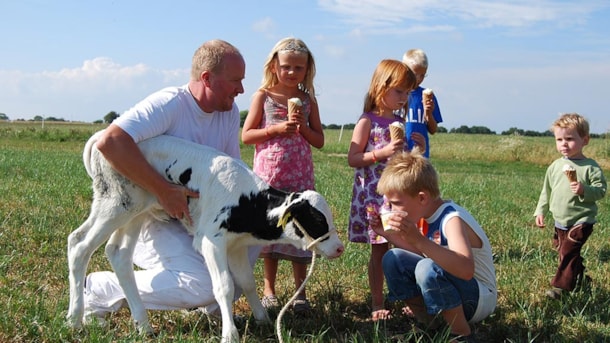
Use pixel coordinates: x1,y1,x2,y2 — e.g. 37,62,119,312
84,39,259,321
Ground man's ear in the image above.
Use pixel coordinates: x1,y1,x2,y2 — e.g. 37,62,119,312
201,71,211,87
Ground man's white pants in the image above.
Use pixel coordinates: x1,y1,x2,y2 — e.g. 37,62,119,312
84,218,261,316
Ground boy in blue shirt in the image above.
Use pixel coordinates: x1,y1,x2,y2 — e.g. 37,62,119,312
402,49,443,158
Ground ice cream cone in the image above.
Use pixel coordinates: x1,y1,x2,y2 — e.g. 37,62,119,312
287,97,302,121
422,88,435,124
563,165,577,182
422,88,434,103
389,121,405,141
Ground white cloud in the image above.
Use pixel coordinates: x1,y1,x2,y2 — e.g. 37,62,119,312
0,58,186,121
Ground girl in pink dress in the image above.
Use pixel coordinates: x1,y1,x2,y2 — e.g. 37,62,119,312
347,59,424,321
242,37,324,314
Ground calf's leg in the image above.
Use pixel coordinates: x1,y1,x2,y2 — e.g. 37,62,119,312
196,232,239,343
66,202,132,328
228,245,270,324
105,213,152,334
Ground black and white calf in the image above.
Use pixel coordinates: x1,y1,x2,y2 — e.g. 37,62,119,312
66,132,344,343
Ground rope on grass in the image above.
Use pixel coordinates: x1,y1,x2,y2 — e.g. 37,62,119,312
275,219,336,343
275,252,316,343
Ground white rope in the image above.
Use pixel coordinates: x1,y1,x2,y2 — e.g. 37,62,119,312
275,220,335,343
275,252,316,343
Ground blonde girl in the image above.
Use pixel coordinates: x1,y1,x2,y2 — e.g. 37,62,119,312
347,59,423,321
242,37,324,314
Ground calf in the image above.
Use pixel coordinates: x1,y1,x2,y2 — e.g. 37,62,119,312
66,132,344,343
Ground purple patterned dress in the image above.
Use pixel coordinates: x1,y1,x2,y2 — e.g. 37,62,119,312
253,94,314,262
348,112,406,244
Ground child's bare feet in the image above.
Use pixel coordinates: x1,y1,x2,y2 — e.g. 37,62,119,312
371,308,392,321
402,305,415,318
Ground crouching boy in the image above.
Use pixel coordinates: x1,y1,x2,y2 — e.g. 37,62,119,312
370,151,496,342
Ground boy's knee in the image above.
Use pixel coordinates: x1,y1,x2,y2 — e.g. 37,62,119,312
381,249,400,272
414,258,437,281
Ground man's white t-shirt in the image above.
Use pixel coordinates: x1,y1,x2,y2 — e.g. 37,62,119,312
115,84,241,159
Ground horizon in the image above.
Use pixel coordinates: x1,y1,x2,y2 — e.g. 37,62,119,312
1,1,609,134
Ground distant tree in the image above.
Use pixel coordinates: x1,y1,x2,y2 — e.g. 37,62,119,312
33,115,43,121
93,119,104,124
45,116,65,122
326,124,341,130
471,126,495,134
450,125,471,134
501,127,524,136
436,126,448,133
104,111,119,123
0,113,8,120
239,110,248,127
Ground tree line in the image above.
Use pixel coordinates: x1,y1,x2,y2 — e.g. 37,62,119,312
1,111,606,139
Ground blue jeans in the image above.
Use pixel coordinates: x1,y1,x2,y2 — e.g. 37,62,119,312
382,248,479,320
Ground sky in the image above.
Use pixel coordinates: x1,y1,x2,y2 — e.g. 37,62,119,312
1,0,609,134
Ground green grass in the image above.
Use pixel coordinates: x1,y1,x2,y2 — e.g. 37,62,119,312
1,122,609,342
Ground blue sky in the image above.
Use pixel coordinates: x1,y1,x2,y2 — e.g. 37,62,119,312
1,0,609,133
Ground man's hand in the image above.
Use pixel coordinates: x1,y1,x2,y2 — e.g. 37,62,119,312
158,184,200,225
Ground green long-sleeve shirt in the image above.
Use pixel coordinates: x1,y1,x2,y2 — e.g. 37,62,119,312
534,157,607,228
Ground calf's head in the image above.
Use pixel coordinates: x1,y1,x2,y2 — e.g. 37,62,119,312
275,190,344,259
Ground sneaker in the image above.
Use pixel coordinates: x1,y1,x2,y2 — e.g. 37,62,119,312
545,287,563,300
83,310,108,327
261,295,280,309
291,299,312,315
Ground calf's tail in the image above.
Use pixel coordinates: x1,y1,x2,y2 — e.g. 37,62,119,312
83,130,105,179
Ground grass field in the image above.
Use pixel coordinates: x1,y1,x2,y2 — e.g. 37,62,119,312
1,121,609,342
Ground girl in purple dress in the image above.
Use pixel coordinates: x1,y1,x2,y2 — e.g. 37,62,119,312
347,59,424,321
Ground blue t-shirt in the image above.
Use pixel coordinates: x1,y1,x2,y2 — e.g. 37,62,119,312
406,86,443,158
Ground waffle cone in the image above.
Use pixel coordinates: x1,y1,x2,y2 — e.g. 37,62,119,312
390,125,404,141
564,170,577,182
422,89,434,102
287,100,301,120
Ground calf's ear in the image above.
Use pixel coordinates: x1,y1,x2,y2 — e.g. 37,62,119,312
277,197,307,229
284,199,309,220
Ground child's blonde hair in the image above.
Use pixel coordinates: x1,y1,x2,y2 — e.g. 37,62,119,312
363,59,416,114
378,151,440,198
260,37,316,100
402,48,428,69
552,113,590,138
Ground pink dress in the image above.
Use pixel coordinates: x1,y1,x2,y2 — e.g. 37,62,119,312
253,94,314,262
348,112,406,244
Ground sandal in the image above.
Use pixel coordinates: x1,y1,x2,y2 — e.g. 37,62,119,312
261,295,280,309
291,299,312,315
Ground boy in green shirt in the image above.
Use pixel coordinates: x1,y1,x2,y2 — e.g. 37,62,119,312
534,113,607,299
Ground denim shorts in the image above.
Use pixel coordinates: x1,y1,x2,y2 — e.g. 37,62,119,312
382,248,479,320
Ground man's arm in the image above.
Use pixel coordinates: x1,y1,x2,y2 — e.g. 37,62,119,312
96,124,198,222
